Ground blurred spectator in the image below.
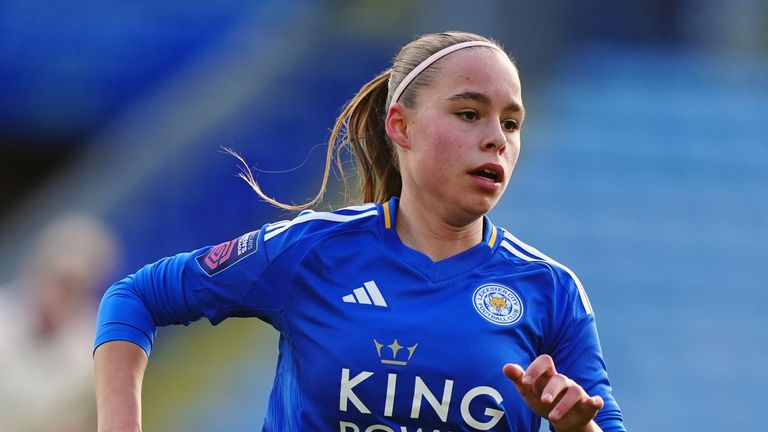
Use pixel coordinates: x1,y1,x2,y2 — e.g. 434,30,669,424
0,214,119,432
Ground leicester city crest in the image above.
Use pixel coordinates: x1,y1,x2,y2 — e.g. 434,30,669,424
472,283,524,325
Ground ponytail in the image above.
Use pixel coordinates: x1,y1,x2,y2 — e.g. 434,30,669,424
333,69,401,205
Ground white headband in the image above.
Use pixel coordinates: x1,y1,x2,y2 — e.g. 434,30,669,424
388,41,501,109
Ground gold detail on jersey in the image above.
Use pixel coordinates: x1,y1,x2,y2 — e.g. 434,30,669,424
383,202,392,229
488,225,498,248
374,338,418,365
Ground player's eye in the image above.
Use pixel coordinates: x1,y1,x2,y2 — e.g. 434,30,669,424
457,111,478,121
501,119,519,131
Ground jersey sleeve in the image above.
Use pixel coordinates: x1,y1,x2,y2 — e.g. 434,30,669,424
545,270,626,432
94,226,289,355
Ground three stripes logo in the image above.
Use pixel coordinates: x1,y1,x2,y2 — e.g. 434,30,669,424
342,281,388,307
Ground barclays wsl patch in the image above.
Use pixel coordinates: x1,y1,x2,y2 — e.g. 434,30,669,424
196,230,259,276
473,283,524,325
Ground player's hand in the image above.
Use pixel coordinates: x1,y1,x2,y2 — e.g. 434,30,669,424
503,355,604,432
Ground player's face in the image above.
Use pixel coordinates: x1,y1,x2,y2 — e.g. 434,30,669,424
397,48,524,225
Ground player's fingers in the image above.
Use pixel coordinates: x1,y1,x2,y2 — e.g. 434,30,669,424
540,373,569,405
502,363,525,385
586,394,604,411
503,363,540,402
523,354,556,386
547,386,585,422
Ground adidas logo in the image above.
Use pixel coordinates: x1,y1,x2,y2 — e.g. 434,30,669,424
342,281,388,307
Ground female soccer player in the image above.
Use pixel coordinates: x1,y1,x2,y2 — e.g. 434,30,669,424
94,31,625,431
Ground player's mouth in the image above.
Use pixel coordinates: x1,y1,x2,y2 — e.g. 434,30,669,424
468,163,505,191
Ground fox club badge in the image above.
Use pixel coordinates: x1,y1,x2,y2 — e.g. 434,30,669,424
473,283,524,325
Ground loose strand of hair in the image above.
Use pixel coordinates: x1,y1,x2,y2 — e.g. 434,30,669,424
225,69,392,212
223,146,332,212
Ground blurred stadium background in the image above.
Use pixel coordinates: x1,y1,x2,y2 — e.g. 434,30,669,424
1,1,766,430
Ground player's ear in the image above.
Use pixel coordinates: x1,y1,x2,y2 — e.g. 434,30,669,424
386,103,410,150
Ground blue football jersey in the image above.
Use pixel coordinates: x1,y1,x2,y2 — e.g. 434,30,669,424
95,197,625,432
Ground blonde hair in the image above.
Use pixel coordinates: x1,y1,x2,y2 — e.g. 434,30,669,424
234,31,508,211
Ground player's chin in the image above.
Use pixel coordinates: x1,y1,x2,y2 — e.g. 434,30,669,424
462,193,501,218
477,183,506,207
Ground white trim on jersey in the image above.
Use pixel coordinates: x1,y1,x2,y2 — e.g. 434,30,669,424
337,203,378,212
499,241,538,262
265,220,291,232
500,232,594,315
264,208,379,241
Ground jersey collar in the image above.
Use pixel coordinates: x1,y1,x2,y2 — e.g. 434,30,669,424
378,197,500,281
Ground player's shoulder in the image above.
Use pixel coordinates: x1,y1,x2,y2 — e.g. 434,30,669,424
262,202,381,247
494,227,594,315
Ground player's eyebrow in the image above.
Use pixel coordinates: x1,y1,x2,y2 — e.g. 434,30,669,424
447,91,524,114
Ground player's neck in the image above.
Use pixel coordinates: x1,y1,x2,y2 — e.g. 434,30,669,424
395,197,484,262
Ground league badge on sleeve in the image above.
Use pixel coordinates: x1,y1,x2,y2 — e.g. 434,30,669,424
196,230,259,276
472,283,524,325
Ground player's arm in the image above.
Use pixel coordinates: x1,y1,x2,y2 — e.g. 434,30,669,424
92,228,279,432
92,252,205,432
94,341,148,432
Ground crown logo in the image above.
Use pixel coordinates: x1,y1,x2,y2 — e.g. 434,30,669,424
373,339,418,366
